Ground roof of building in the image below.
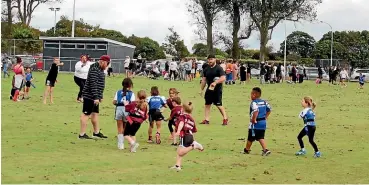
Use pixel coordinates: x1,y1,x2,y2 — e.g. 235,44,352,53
39,36,136,49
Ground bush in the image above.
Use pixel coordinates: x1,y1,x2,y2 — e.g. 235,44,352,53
300,58,315,66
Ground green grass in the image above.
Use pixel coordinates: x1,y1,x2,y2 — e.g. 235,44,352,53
2,72,369,184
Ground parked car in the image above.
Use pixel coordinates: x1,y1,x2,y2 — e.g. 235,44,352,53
350,68,369,82
304,67,329,81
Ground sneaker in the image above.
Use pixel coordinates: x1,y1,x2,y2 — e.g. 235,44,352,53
222,119,228,126
130,143,139,153
314,151,321,158
262,149,271,156
192,141,204,151
155,132,161,144
295,149,307,156
200,120,210,125
118,142,124,150
147,139,154,143
170,165,182,171
78,134,92,139
243,148,251,154
93,132,108,139
171,143,178,146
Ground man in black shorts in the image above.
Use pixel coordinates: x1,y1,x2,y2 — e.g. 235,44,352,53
199,55,229,125
78,55,110,139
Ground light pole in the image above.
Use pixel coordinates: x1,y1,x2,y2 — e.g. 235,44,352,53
320,21,333,66
49,7,60,35
283,17,287,80
71,0,76,37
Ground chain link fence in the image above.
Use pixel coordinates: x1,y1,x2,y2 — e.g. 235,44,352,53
1,39,43,56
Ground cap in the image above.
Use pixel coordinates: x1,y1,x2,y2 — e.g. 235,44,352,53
207,54,216,59
100,55,111,62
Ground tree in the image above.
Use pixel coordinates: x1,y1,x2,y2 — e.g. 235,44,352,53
192,43,208,57
162,27,190,59
279,31,315,58
14,0,62,26
90,28,127,43
45,16,95,37
313,40,346,60
245,0,321,61
187,0,222,55
125,35,166,60
12,23,41,54
1,0,17,38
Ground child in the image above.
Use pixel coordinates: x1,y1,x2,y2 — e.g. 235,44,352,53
171,102,204,171
24,67,34,99
147,86,167,144
124,90,149,152
43,58,64,104
165,96,183,145
359,73,365,89
166,88,180,139
244,87,272,156
295,96,321,158
113,78,135,150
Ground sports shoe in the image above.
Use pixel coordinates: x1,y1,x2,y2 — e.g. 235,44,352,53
170,165,182,171
262,149,271,156
78,133,92,139
314,151,321,158
192,141,204,151
130,143,139,153
222,119,228,126
155,132,161,144
295,149,307,156
243,148,251,154
200,120,210,124
93,132,108,139
118,142,124,150
171,143,178,146
147,136,153,143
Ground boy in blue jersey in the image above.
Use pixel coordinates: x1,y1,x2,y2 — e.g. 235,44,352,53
113,78,135,150
244,87,272,156
359,73,365,89
24,67,34,99
296,96,321,158
147,86,167,144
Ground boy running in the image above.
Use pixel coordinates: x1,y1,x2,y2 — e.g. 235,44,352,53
244,87,272,156
147,86,167,144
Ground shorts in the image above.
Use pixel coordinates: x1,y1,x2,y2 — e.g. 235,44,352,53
289,73,293,77
247,129,265,142
340,78,346,82
26,81,31,87
179,134,194,147
360,82,364,86
204,90,222,106
108,68,113,73
191,69,195,74
148,109,164,122
129,63,134,70
186,70,191,75
115,106,128,121
45,79,55,87
125,67,129,70
123,122,141,136
82,98,99,115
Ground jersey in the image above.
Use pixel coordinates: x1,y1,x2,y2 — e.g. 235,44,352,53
359,76,365,84
249,99,271,130
177,114,197,137
147,96,166,110
169,106,182,122
167,98,175,110
125,101,148,124
25,73,33,81
114,90,135,106
299,108,316,126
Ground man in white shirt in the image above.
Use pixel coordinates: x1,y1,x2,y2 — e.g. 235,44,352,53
169,60,178,81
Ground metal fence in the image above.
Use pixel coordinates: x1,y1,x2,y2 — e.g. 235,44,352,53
1,39,43,56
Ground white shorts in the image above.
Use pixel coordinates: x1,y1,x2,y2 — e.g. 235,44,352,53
115,106,128,121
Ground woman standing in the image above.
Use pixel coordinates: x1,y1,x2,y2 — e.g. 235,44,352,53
74,55,92,102
246,63,251,82
11,57,25,101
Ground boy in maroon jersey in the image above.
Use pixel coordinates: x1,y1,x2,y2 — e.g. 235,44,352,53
165,96,182,145
170,102,204,171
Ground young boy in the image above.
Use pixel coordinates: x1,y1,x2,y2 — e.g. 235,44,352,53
359,73,365,89
24,67,34,99
43,58,64,104
165,96,183,145
244,87,272,156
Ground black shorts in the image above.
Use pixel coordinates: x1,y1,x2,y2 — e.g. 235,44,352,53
45,79,55,87
124,122,141,136
25,81,31,87
180,134,194,147
247,129,265,142
125,67,129,70
148,109,164,122
82,98,99,115
360,82,364,86
186,70,191,75
289,73,293,77
204,90,222,106
108,68,113,73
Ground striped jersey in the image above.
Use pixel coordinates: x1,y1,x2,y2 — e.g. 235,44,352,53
82,62,105,100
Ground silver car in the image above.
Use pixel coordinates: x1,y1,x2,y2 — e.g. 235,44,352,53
350,68,369,82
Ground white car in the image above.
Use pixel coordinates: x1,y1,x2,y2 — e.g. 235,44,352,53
350,68,369,82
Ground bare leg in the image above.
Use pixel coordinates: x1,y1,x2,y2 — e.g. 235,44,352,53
79,114,89,135
91,113,100,134
49,87,54,104
117,120,124,134
245,140,253,150
156,121,162,134
43,86,50,104
216,106,228,119
259,139,267,150
148,122,154,140
175,146,193,167
204,105,211,121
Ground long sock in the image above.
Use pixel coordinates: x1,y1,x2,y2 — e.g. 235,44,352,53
118,134,124,144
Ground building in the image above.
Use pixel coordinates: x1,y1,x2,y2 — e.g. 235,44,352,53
39,36,136,73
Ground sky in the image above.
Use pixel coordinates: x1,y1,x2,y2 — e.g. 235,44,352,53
30,0,369,52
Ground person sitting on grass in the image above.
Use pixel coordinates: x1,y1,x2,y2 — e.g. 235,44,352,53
43,58,64,104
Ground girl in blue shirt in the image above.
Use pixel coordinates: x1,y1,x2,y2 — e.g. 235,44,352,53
296,96,321,158
358,73,365,89
146,86,167,144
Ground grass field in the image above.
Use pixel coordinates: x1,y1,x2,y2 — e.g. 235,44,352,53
2,72,369,184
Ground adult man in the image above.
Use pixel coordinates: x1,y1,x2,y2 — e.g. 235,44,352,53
169,59,178,80
199,55,228,125
78,55,110,139
124,56,130,78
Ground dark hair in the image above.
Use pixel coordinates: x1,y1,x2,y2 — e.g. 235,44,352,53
16,57,22,63
252,87,262,95
122,78,133,96
151,86,159,96
172,96,182,105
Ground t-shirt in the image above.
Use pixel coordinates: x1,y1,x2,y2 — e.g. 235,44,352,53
25,72,33,81
184,62,191,71
46,63,58,82
249,99,271,130
203,64,225,91
169,61,178,71
169,105,183,122
299,108,316,126
114,90,136,106
147,96,166,110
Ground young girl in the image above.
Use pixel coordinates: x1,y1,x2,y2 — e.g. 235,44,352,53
359,73,365,89
225,61,233,85
166,88,179,138
147,86,167,144
113,78,135,150
296,96,321,158
171,102,204,171
124,90,149,152
165,96,183,146
43,58,64,104
24,67,34,99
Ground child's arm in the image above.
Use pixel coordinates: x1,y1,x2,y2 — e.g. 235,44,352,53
251,111,259,124
112,92,118,105
175,121,184,136
57,63,64,66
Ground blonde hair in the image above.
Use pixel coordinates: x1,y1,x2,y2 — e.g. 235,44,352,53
303,96,316,110
136,90,148,110
169,88,179,95
182,101,193,114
